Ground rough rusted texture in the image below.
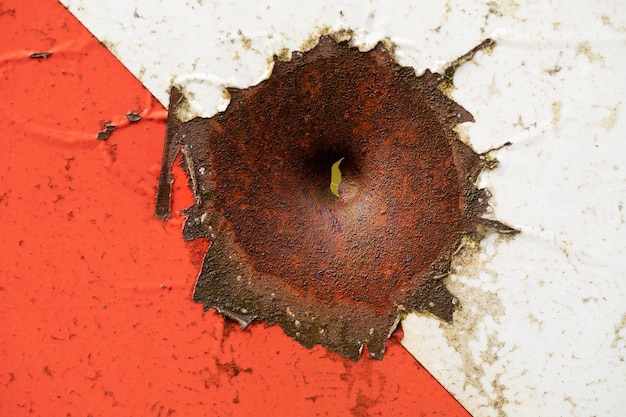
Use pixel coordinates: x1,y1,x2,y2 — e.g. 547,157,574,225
157,36,515,360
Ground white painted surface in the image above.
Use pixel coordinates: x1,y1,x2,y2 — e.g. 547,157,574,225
60,0,626,415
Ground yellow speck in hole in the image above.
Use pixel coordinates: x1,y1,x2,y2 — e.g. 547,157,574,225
330,157,344,197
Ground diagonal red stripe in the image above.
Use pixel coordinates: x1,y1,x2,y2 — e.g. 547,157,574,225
0,1,471,415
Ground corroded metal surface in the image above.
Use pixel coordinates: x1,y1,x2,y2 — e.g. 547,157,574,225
157,36,514,360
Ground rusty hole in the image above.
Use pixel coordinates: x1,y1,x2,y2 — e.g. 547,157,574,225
156,35,517,360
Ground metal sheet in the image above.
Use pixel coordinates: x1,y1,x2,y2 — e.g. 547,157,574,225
59,0,626,415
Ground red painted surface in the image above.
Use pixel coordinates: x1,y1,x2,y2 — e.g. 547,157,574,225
0,1,471,415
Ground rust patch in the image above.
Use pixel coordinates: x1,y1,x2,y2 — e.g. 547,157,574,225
156,36,516,360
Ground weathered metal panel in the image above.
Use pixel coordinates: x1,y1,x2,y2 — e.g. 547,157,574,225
43,0,626,415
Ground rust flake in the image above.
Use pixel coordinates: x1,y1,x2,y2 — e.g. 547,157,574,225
156,36,515,360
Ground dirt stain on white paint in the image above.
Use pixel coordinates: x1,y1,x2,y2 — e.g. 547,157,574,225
486,0,519,18
611,313,626,352
551,101,562,125
576,41,606,66
403,231,519,417
441,235,514,417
